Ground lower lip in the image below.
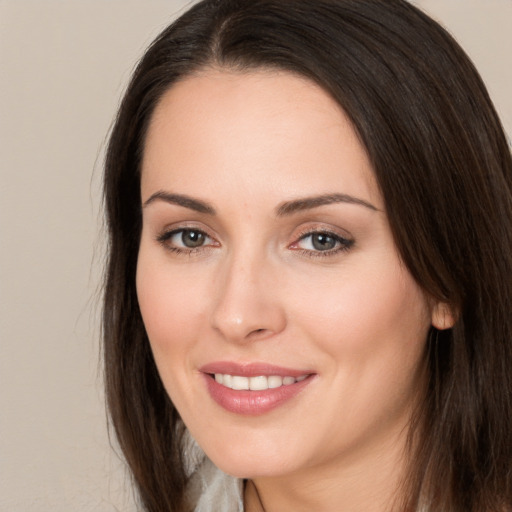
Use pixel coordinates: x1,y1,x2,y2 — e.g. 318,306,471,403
203,374,313,415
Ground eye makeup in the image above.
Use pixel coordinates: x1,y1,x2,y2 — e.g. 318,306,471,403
154,223,355,260
290,229,355,259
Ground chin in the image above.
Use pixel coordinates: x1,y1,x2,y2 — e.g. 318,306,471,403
200,435,304,479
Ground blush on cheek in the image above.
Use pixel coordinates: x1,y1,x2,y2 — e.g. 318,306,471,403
303,271,429,360
136,266,174,353
136,261,210,358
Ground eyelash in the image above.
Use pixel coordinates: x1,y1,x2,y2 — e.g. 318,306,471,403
155,227,354,258
291,230,354,258
156,228,216,256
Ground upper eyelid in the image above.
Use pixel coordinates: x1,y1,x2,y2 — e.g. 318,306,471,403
157,226,216,243
297,228,350,239
156,222,215,237
159,226,207,237
293,223,353,241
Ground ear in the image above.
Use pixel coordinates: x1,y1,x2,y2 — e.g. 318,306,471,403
431,302,456,330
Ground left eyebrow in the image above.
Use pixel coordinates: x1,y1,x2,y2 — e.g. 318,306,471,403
275,193,379,216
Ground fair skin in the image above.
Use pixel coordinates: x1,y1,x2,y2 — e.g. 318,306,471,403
137,69,452,512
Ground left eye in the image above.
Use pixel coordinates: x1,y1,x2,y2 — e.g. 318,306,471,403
296,232,351,252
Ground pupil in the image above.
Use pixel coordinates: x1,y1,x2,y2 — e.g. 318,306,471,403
182,230,205,248
312,233,336,251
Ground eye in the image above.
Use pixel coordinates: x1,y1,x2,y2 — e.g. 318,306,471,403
175,229,208,248
157,228,216,252
300,232,338,251
291,230,354,256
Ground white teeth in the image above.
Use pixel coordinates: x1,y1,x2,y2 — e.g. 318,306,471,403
267,376,283,388
231,376,249,390
249,376,268,391
223,374,232,388
213,373,308,390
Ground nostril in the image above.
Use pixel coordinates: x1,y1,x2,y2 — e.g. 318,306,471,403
247,328,270,340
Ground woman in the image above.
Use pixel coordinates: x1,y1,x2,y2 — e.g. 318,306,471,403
102,0,512,511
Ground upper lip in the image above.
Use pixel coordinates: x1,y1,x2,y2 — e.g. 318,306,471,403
199,361,313,378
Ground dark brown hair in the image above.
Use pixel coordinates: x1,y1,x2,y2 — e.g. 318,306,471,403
103,1,512,510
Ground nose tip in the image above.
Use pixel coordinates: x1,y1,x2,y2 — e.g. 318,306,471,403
211,301,285,343
210,262,286,343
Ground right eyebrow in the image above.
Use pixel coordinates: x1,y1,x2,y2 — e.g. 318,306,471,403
142,191,216,215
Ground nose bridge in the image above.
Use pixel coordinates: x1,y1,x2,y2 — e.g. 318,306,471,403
211,242,285,342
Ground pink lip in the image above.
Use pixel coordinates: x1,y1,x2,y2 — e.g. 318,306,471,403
199,361,311,378
199,361,315,415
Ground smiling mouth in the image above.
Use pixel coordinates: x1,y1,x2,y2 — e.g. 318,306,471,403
202,367,315,414
210,373,309,391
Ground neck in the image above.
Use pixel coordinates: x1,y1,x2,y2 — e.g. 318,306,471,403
244,480,266,512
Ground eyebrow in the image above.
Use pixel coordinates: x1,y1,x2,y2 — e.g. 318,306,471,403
142,191,378,216
276,193,378,216
142,191,216,214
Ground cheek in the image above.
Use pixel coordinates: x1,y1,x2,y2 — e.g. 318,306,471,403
288,259,431,360
287,264,431,440
136,249,214,417
136,249,209,361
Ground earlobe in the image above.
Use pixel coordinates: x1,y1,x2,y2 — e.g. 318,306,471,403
431,302,456,330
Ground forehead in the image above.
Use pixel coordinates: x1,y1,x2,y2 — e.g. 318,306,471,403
141,68,381,209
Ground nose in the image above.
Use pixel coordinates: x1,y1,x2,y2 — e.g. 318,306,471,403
210,251,287,343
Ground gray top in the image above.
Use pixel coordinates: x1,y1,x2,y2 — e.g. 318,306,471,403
184,431,244,512
187,456,244,512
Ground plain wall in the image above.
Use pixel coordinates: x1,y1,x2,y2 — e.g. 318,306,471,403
0,1,510,511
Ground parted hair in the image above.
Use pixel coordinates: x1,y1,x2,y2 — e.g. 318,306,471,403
102,1,512,510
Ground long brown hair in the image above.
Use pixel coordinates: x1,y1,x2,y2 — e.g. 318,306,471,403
102,1,512,510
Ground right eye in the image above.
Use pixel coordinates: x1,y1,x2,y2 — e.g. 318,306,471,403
157,228,215,252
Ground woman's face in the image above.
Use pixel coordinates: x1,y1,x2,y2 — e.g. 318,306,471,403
137,69,441,479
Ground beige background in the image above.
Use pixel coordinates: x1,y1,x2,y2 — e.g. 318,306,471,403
0,1,510,511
